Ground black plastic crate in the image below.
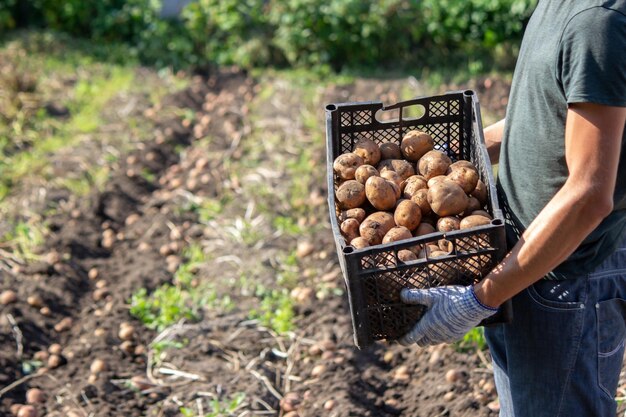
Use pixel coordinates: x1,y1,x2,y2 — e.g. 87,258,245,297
325,90,511,348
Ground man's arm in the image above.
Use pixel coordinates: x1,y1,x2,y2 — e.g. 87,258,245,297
484,118,506,164
400,103,624,346
475,102,626,307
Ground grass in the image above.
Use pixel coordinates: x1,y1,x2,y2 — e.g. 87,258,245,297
1,220,46,262
180,392,246,417
129,285,198,331
249,287,295,334
0,30,187,205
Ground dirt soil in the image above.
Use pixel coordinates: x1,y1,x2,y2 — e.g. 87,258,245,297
1,65,623,417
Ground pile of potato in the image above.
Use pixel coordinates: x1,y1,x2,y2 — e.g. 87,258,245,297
333,129,493,262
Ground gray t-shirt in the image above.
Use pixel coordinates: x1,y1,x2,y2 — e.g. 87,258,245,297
497,0,626,279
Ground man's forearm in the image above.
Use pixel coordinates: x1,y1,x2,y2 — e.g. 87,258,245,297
483,118,505,164
474,181,612,307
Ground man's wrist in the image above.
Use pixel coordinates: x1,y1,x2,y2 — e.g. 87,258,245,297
472,279,501,310
470,285,499,312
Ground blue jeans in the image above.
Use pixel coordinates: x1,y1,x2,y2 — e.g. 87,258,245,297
485,240,626,417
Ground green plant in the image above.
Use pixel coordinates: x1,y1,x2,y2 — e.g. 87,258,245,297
1,221,45,261
249,287,295,334
150,338,188,366
129,285,198,331
181,0,275,68
455,327,487,352
180,392,246,417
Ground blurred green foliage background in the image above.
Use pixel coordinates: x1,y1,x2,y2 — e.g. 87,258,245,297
0,0,536,72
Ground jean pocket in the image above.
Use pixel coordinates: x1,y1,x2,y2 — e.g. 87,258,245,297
527,279,587,311
597,298,626,398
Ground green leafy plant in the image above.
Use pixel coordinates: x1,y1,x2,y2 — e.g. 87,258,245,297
1,221,45,261
249,288,295,334
180,392,246,417
129,285,198,331
455,327,487,352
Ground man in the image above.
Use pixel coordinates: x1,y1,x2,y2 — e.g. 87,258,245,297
400,1,626,416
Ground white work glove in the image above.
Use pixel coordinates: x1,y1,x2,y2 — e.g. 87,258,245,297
399,285,498,347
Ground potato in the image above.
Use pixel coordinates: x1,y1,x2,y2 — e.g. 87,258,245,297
402,175,428,198
354,164,379,184
437,216,461,232
360,212,395,246
470,210,493,220
471,179,488,205
430,250,449,258
333,153,364,180
381,170,402,187
398,249,417,263
383,226,413,244
394,200,422,231
401,130,434,162
341,218,361,241
414,222,436,237
427,180,469,216
438,239,454,253
341,208,367,223
427,175,447,188
446,166,479,194
388,180,401,200
336,180,366,209
377,159,416,182
447,160,478,174
365,176,397,211
350,237,370,249
353,138,381,166
380,142,402,160
418,150,452,180
460,214,492,229
465,196,482,213
410,188,432,216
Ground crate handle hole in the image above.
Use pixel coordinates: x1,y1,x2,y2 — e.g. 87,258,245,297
343,246,355,254
326,104,337,111
491,219,503,226
403,103,426,120
375,108,400,123
375,104,426,124
464,90,475,96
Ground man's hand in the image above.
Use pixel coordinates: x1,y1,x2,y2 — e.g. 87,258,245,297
399,285,498,347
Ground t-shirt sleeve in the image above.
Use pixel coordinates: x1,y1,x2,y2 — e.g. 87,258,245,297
557,7,626,107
